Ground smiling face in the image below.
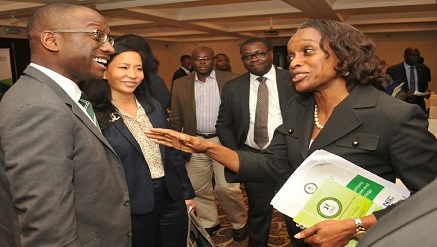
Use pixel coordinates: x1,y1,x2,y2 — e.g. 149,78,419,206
287,27,341,93
240,41,273,76
55,7,115,83
104,51,144,96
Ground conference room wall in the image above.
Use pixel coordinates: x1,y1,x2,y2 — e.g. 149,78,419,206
148,31,437,92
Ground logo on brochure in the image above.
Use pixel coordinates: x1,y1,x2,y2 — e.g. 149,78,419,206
317,197,342,218
304,182,318,194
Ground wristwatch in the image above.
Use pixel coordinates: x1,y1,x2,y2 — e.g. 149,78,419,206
353,218,366,239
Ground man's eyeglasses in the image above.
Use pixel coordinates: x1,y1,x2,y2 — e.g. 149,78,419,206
193,56,214,61
52,29,114,46
241,50,269,61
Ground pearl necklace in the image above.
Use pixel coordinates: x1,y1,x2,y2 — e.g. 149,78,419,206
314,104,324,129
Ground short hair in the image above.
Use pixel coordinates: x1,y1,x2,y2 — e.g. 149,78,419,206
240,37,271,54
115,34,160,73
180,55,192,62
214,53,229,59
297,19,388,90
191,47,214,57
27,3,84,48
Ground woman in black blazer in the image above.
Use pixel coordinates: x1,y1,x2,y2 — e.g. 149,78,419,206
81,42,195,247
145,19,437,247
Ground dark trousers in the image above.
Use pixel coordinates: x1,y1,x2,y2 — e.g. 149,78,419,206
131,178,188,247
284,214,310,247
245,181,276,247
241,145,276,247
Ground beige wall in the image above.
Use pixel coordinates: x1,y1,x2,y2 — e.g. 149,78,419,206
368,31,437,92
149,31,437,92
1,27,435,91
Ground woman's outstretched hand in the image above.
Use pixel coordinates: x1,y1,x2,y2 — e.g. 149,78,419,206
145,128,208,153
146,128,241,173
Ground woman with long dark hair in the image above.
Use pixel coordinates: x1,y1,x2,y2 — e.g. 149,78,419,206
81,42,195,247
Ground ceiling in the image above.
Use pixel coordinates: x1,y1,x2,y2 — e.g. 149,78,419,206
0,0,436,43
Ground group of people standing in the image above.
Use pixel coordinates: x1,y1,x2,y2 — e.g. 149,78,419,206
1,3,437,247
147,18,437,247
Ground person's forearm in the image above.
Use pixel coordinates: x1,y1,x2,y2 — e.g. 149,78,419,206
204,141,240,172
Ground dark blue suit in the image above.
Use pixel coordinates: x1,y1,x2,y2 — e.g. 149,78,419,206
103,97,195,246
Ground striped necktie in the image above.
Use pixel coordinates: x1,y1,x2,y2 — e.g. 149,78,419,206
79,92,100,130
409,66,416,92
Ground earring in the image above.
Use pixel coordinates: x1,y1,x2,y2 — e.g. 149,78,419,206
342,71,350,77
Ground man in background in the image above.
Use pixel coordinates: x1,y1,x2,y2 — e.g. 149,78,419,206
0,3,131,246
217,37,295,246
171,54,193,83
386,47,431,112
169,54,194,110
170,46,248,241
214,53,232,72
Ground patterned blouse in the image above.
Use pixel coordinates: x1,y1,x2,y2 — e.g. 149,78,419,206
112,99,165,179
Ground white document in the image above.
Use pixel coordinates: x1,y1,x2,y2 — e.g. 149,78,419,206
391,82,404,97
271,149,410,219
413,91,431,96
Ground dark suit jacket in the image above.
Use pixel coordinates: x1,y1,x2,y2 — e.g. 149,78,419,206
103,97,195,214
217,68,295,150
227,83,437,207
149,73,170,111
0,66,131,247
226,84,437,246
386,62,431,110
172,67,189,83
170,70,239,135
357,178,437,247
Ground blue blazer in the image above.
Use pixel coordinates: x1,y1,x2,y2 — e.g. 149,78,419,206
103,97,195,214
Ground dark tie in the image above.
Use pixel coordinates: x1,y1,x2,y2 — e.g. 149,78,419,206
409,66,416,92
79,92,100,130
254,76,269,148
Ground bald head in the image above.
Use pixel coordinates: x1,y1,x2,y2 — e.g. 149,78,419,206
191,46,214,58
403,47,420,66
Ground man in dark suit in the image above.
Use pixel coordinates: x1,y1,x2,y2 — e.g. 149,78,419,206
357,178,437,247
0,3,132,246
170,46,248,241
217,37,296,247
171,54,193,86
386,47,431,112
169,54,193,110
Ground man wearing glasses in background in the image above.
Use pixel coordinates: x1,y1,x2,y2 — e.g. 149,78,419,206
170,46,248,241
217,37,296,247
0,3,132,247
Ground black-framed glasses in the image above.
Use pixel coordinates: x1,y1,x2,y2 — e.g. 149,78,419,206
52,29,114,46
193,56,213,61
241,50,269,61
